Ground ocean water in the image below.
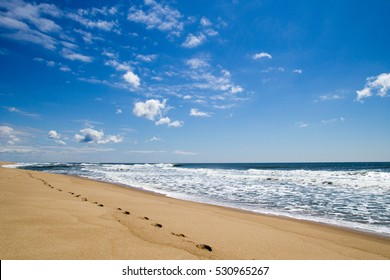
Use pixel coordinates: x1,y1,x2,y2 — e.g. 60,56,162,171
6,162,390,236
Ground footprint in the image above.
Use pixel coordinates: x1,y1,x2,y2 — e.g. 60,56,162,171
196,244,212,252
117,207,122,211
152,223,163,228
142,216,149,220
82,198,88,201
123,211,130,215
171,232,186,238
98,204,104,207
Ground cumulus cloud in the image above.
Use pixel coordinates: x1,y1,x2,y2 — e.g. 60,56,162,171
182,33,206,48
133,99,166,121
48,130,66,145
123,71,141,88
155,117,183,128
128,0,184,36
132,98,184,128
74,128,123,144
48,130,60,139
0,125,20,145
252,52,272,60
190,108,211,117
356,73,390,102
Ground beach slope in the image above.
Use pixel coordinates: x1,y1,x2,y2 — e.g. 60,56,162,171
1,165,389,259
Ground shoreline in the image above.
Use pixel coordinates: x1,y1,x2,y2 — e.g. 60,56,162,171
1,163,389,259
5,162,390,239
82,175,390,239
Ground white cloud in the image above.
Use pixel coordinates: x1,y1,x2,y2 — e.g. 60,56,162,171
133,99,166,121
200,17,212,27
292,69,303,74
67,6,118,32
190,108,212,117
4,106,40,118
155,117,170,125
295,122,309,128
128,0,184,36
230,85,244,94
136,54,157,62
318,94,344,102
146,136,161,142
0,0,61,50
123,71,141,88
48,130,60,139
155,117,183,128
356,73,390,102
48,130,66,145
252,52,272,60
185,58,209,69
261,67,284,73
116,108,123,114
321,117,345,125
59,65,71,72
126,150,166,154
0,125,20,145
182,33,206,48
168,120,183,128
74,128,123,144
105,59,132,72
61,49,93,63
174,150,196,155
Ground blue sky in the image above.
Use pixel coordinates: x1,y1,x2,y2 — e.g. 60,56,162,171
1,0,389,163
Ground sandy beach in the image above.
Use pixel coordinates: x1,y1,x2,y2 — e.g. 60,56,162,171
0,163,389,260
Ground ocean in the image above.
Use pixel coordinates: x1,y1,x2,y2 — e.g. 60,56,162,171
5,162,390,237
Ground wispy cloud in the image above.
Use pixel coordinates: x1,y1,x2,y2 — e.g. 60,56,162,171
295,122,309,128
126,150,166,154
3,106,40,119
292,69,303,74
61,48,93,62
174,150,197,155
0,0,61,50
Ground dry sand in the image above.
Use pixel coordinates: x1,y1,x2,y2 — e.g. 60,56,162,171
1,163,389,260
